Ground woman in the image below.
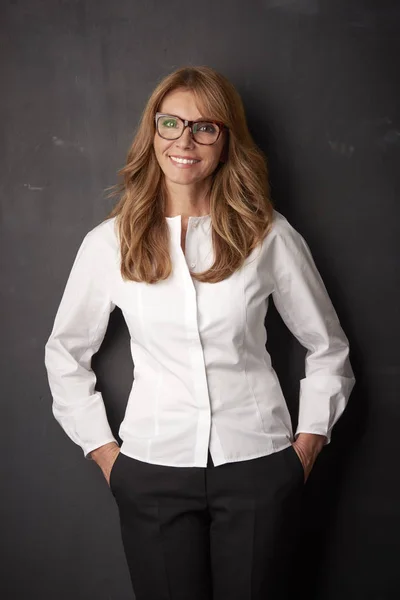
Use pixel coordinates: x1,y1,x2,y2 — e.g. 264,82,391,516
44,65,356,600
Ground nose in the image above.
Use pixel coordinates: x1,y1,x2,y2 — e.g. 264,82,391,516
176,125,195,148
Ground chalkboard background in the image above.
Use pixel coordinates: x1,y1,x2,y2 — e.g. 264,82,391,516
1,1,399,599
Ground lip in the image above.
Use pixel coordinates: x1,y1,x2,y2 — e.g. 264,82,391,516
169,155,201,161
168,155,201,169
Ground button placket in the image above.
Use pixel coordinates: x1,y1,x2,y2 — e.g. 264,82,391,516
187,218,198,270
169,214,211,465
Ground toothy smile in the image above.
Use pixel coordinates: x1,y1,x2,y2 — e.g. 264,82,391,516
169,156,201,165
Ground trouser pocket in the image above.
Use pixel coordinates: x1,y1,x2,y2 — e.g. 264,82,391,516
109,451,124,496
286,444,305,484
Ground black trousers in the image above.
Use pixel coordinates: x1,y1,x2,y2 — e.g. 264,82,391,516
109,445,305,600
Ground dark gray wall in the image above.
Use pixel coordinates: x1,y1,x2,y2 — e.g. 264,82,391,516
1,1,399,598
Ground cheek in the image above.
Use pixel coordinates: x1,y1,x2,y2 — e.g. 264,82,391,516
153,138,168,162
205,150,223,169
207,140,224,166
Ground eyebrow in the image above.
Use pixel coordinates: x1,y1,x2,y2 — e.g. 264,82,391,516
159,112,215,122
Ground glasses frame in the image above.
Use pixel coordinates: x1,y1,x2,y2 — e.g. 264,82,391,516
155,112,226,145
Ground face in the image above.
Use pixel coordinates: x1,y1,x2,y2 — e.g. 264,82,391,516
153,88,226,190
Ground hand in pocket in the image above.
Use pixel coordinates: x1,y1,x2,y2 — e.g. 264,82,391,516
107,449,121,487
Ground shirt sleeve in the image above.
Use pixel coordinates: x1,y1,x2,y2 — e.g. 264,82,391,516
44,227,119,460
269,217,356,445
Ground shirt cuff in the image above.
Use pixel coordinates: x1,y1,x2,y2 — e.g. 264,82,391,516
295,374,356,445
51,391,119,460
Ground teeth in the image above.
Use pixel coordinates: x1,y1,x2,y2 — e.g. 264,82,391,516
170,156,200,165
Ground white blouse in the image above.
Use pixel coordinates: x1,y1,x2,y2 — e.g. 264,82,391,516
44,209,355,467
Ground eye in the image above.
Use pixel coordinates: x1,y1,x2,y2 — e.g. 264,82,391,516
194,122,217,133
161,118,178,128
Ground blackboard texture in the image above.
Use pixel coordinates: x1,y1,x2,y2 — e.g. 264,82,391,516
1,1,399,599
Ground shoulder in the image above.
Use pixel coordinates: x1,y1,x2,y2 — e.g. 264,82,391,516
265,209,306,252
258,209,315,280
70,217,120,276
82,216,120,254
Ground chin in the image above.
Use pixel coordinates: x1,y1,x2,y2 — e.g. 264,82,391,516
167,175,202,185
165,168,203,181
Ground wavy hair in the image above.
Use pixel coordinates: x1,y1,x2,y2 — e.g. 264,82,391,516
105,65,275,284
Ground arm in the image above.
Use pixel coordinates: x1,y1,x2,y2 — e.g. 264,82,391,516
269,216,356,471
44,226,119,461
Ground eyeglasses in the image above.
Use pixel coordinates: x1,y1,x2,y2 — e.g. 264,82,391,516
155,112,226,145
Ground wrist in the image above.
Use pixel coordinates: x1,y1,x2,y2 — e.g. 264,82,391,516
89,442,119,463
294,433,326,454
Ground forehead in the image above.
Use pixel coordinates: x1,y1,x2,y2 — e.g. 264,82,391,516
159,88,205,120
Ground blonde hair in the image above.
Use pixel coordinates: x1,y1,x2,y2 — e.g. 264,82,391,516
105,65,275,284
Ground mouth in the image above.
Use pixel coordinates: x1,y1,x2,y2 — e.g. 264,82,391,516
169,155,201,168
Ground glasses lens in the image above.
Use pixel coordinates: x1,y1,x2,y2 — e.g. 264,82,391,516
192,121,220,144
157,115,184,139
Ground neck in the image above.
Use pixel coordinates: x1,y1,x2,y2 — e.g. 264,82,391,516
163,177,211,217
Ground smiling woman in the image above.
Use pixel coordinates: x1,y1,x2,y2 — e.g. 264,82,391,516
44,65,355,600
